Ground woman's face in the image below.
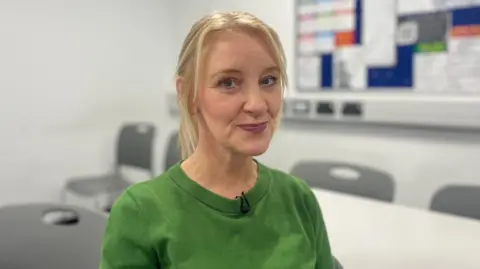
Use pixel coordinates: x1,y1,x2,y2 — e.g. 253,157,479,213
195,30,282,157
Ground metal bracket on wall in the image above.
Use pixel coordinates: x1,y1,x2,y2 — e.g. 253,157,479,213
282,95,480,130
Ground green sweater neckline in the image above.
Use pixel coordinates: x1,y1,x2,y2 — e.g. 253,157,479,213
168,159,271,215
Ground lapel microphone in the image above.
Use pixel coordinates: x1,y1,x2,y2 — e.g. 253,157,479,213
236,191,251,214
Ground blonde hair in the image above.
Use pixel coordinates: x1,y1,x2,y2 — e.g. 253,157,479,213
175,11,288,159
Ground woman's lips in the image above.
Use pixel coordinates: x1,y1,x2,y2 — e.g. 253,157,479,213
237,122,267,133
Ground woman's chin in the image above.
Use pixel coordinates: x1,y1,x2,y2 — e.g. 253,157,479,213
237,141,271,156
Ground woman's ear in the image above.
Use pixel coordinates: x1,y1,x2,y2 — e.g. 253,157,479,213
175,76,198,115
175,76,184,96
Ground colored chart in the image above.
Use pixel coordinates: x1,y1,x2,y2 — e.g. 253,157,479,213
295,0,480,92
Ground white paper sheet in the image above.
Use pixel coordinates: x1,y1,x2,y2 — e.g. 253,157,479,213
446,38,480,93
297,56,320,89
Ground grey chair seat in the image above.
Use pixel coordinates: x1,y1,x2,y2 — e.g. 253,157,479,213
65,173,131,196
0,203,107,269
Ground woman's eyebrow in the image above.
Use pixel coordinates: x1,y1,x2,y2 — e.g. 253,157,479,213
211,69,242,78
210,65,279,78
263,66,280,73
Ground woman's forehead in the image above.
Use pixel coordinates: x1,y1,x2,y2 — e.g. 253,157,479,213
203,31,277,74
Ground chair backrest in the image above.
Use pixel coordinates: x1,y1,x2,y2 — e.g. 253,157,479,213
165,130,181,170
290,161,395,202
116,122,156,172
333,255,343,269
0,203,107,269
430,185,480,220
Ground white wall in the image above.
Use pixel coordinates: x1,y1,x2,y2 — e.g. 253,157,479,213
169,0,480,209
2,0,479,210
0,0,177,206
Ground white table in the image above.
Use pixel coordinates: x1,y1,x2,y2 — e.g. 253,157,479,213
314,189,480,269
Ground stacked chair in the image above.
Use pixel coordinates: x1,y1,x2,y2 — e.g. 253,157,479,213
62,122,156,212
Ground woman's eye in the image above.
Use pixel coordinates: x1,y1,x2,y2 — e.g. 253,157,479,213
260,75,278,87
217,78,239,89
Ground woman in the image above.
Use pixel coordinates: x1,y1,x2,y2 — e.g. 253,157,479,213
99,11,334,269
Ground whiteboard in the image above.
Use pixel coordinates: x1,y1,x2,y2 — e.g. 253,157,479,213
294,0,480,93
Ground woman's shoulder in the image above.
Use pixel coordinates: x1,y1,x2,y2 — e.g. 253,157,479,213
262,163,323,219
113,167,179,214
261,163,315,197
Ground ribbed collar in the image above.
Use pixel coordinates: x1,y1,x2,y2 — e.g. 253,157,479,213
168,159,271,216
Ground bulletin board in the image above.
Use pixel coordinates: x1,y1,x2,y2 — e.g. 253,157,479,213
295,0,480,93
285,0,480,130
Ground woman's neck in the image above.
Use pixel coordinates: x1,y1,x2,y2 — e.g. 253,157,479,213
181,141,258,198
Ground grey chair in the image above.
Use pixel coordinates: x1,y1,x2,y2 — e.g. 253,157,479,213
165,130,181,170
430,184,480,220
290,161,395,202
63,122,156,211
0,203,107,269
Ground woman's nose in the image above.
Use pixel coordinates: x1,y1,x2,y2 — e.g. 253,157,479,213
243,87,268,116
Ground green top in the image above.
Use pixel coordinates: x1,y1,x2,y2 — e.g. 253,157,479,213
99,161,334,269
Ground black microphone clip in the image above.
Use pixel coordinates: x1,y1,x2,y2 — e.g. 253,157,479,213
237,191,250,214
